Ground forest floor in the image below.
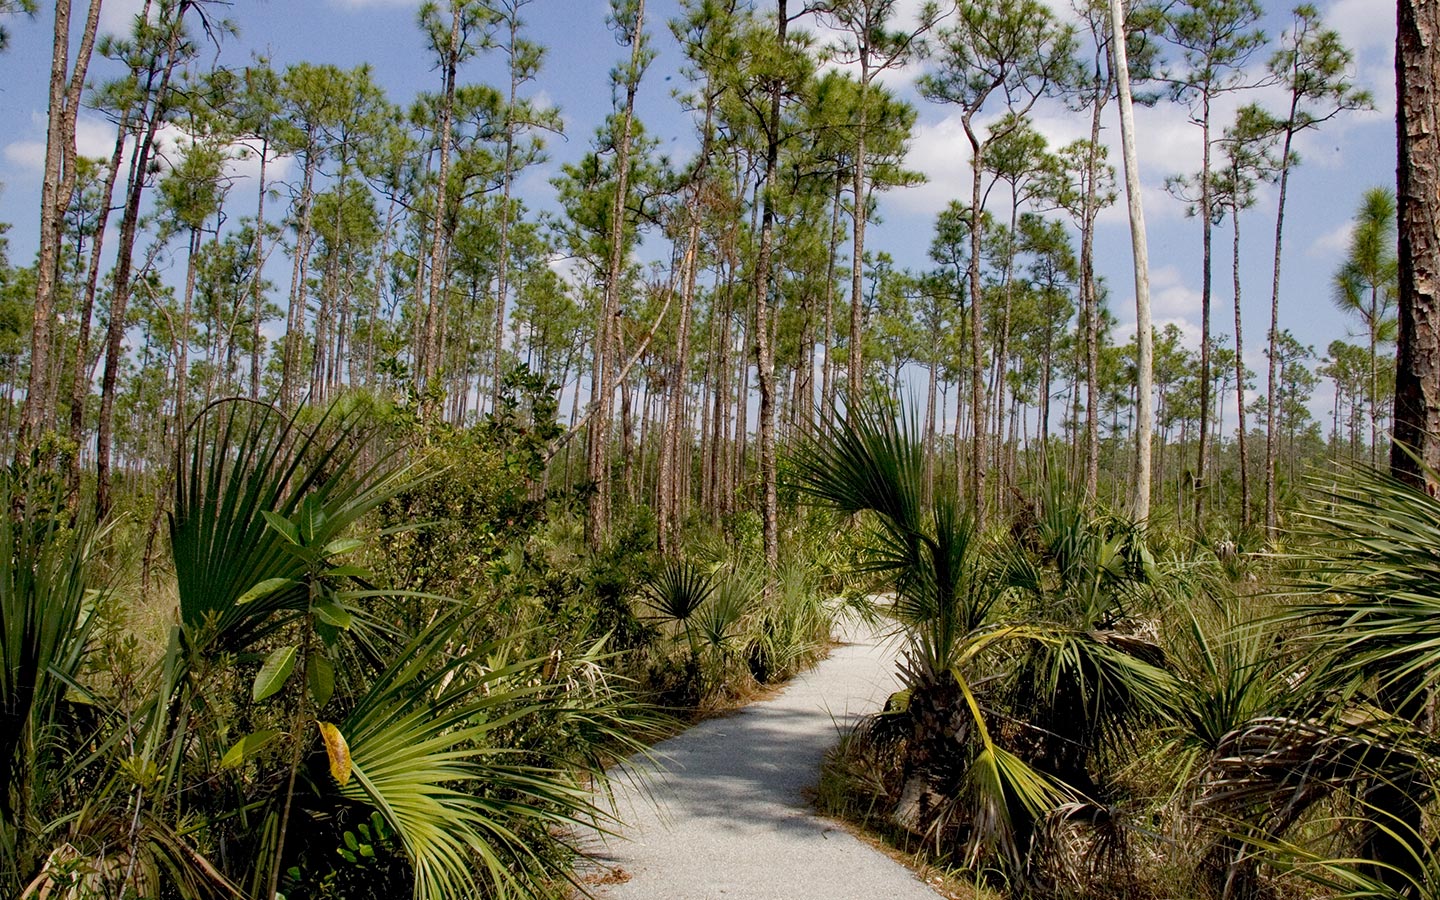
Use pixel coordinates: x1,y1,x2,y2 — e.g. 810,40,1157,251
573,620,948,900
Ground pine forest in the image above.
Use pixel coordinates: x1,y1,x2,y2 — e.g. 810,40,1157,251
5,0,1440,898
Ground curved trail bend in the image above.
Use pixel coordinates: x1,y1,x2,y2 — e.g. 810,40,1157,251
578,623,943,900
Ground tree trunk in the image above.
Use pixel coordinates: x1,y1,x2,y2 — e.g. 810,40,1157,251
1110,0,1153,521
1393,0,1440,490
751,0,787,588
821,176,842,423
963,118,988,519
420,5,463,410
659,92,714,554
97,12,184,518
174,226,200,435
1196,96,1214,524
1265,102,1300,535
1232,197,1251,527
281,147,319,410
250,137,270,400
21,0,102,459
847,89,868,403
66,109,127,505
586,0,647,548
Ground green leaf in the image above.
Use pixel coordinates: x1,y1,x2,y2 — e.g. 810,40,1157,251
309,654,335,707
322,537,364,558
220,729,283,768
253,645,299,702
298,497,326,543
312,599,354,630
235,576,298,606
261,510,301,546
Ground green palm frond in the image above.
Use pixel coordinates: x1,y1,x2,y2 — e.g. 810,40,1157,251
641,560,717,625
170,398,425,655
1289,462,1440,711
339,612,636,900
1,485,109,895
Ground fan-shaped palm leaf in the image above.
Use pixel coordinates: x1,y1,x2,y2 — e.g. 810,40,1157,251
170,398,426,656
339,611,642,900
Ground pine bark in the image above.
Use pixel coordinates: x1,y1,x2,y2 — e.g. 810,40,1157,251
21,0,102,458
586,0,647,548
1392,0,1440,490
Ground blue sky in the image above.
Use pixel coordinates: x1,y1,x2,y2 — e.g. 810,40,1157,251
0,0,1402,418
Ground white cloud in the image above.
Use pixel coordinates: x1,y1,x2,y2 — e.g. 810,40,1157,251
76,116,120,161
893,114,970,217
4,138,43,170
100,0,152,36
1310,220,1355,258
1149,264,1203,319
1325,0,1397,53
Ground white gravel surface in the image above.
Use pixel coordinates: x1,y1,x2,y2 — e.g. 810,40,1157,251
575,622,944,900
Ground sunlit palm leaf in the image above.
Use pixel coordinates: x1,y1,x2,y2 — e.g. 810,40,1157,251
339,612,636,900
170,398,423,654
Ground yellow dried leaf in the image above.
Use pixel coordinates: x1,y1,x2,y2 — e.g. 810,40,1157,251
317,720,352,787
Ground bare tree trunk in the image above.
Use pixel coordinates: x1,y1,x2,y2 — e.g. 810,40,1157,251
752,0,788,587
1081,84,1107,505
97,11,184,517
1110,0,1153,521
586,0,647,548
1195,95,1214,525
847,95,868,402
281,149,319,410
250,137,270,400
174,226,201,435
1232,197,1251,527
420,6,463,410
21,0,102,458
66,111,127,504
821,176,842,422
1393,0,1440,490
963,118,988,519
659,92,714,553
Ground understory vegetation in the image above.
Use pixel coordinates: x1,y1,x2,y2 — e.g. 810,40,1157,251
808,400,1440,900
0,391,842,900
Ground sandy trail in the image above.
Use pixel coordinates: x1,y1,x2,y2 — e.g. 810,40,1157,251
576,622,943,900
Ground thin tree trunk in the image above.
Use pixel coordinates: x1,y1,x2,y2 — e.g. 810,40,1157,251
97,10,184,517
963,118,987,519
1110,0,1153,520
66,110,127,504
847,88,868,401
420,5,463,408
821,176,842,422
1232,195,1251,527
21,0,102,458
586,0,647,547
751,0,787,587
1265,104,1300,535
250,137,270,400
1196,95,1214,525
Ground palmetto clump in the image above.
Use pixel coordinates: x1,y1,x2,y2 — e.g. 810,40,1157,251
790,397,1173,877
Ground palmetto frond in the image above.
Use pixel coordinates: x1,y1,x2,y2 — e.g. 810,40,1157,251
1288,462,1440,711
1,478,109,892
339,611,637,900
170,398,424,655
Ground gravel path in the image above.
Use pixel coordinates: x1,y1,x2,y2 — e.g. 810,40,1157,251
576,623,944,900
